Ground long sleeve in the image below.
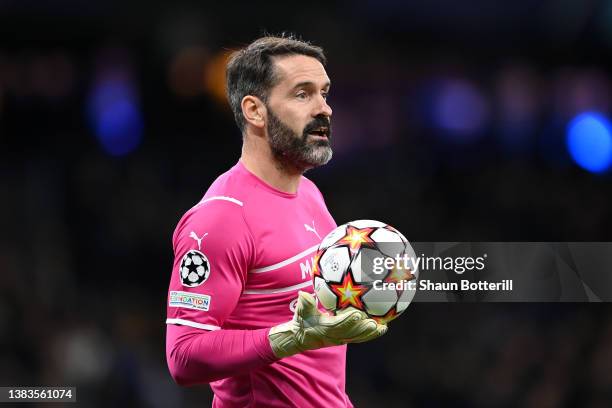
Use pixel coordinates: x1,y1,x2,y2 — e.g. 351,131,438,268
166,324,279,386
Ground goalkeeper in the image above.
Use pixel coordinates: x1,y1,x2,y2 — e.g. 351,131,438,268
166,35,386,407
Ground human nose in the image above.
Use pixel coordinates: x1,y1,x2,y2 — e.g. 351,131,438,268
314,94,332,118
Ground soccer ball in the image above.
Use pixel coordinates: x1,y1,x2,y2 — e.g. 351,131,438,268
312,220,418,324
180,250,210,287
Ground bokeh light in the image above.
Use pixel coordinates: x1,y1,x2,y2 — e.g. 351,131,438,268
88,69,143,157
204,50,233,106
566,112,612,173
432,79,489,142
168,46,208,98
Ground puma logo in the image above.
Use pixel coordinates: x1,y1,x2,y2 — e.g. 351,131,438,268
304,220,321,240
189,231,208,250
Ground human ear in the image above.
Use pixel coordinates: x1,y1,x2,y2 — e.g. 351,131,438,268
241,95,266,129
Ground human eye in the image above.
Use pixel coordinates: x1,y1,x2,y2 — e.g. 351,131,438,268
296,90,308,100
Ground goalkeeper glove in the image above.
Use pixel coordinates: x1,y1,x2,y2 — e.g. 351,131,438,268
268,291,387,358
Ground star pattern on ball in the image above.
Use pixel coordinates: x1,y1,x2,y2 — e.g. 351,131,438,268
384,265,416,284
336,226,376,254
329,271,368,309
312,249,324,279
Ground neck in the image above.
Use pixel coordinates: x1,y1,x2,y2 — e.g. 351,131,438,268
240,135,304,194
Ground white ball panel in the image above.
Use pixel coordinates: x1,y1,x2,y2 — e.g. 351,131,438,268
349,252,364,283
396,287,417,313
320,225,347,248
314,277,337,311
362,289,397,316
371,227,404,243
392,228,409,244
319,246,352,282
396,290,415,313
350,248,385,284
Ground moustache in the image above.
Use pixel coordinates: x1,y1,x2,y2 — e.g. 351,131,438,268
303,116,332,139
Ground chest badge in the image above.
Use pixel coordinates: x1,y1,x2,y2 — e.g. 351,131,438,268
189,231,208,250
304,220,321,240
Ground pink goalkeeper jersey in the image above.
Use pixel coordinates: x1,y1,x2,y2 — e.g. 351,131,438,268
166,161,352,408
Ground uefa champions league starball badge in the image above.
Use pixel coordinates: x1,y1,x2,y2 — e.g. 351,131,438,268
179,250,211,287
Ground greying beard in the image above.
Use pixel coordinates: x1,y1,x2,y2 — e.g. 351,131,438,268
266,109,332,173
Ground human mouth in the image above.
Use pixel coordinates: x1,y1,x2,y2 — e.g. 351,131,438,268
307,127,329,140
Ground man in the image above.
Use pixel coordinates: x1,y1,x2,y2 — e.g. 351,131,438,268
166,35,387,407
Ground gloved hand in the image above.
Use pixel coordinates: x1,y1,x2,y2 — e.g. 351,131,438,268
269,291,387,358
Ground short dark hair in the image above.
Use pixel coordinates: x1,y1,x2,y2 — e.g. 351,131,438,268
226,34,326,132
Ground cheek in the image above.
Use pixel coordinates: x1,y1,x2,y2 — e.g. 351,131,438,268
283,110,309,133
269,98,310,133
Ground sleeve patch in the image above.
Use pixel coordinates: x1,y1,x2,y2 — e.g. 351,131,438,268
179,250,211,287
169,291,211,311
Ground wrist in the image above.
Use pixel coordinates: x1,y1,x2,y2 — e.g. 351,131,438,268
268,321,302,359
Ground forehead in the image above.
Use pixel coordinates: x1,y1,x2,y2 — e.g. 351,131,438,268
271,54,330,89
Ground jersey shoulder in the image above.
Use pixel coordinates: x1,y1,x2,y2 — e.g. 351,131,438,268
172,165,257,252
202,163,259,206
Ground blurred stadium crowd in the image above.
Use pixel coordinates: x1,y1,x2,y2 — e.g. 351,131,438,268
2,1,612,406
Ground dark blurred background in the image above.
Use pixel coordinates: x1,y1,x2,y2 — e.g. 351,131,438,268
2,1,612,407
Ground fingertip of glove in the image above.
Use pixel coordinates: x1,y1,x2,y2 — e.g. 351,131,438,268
298,291,315,303
296,291,318,318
